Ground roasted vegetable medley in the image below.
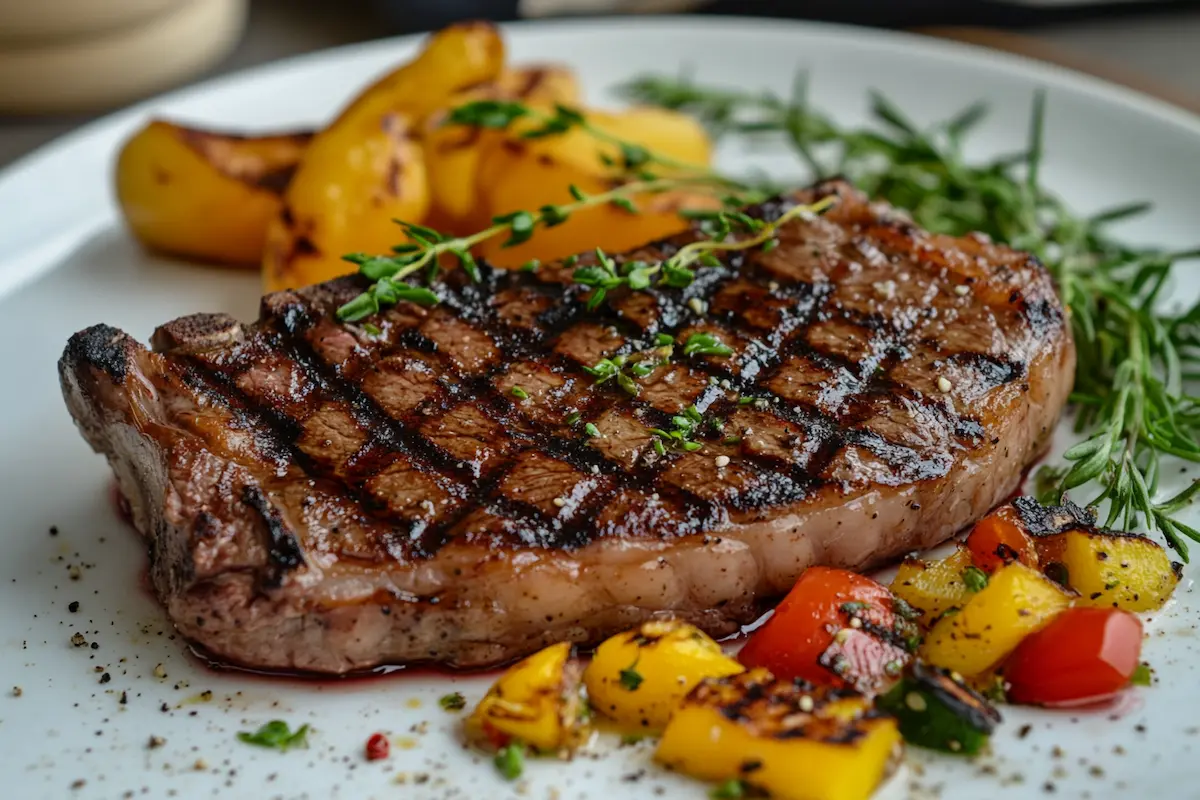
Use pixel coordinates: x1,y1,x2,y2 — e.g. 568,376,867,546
464,497,1177,799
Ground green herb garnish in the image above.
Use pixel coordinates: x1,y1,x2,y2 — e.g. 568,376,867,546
510,386,529,400
622,72,1200,560
651,404,705,453
494,741,526,780
683,332,735,357
1130,663,1153,686
618,659,644,691
236,720,309,751
710,779,748,799
962,566,989,593
584,423,601,438
439,692,466,711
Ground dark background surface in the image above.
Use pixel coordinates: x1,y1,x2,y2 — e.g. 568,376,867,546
1,0,1198,167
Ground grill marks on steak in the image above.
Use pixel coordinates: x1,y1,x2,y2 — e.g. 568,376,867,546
59,180,1074,672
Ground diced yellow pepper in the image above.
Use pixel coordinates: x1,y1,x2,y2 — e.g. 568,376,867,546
1036,528,1179,612
921,563,1073,676
890,546,976,624
656,670,900,800
465,642,588,753
583,619,743,731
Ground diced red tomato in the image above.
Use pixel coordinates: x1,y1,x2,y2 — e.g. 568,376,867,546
365,732,390,761
966,510,1038,574
738,567,909,691
1003,607,1143,706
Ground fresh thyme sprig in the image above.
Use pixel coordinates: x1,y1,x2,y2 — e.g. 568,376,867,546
622,72,1200,559
583,332,734,397
573,195,835,309
584,344,673,396
335,176,724,321
444,100,743,188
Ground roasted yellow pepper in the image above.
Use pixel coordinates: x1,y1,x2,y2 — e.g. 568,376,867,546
921,562,1073,676
473,106,719,268
656,670,900,800
1036,528,1179,612
583,619,743,731
115,121,311,266
890,546,976,624
465,642,589,754
423,64,581,230
263,21,506,292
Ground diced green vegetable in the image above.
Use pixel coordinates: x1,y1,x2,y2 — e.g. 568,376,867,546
876,663,1000,755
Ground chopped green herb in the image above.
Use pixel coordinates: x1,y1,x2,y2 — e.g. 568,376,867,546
962,566,989,593
565,410,582,425
618,659,644,691
584,423,601,438
710,779,747,799
439,692,466,711
655,333,675,346
653,439,667,456
236,720,310,751
520,258,541,272
361,322,382,337
682,332,735,357
1130,663,1153,686
494,741,526,781
510,386,529,400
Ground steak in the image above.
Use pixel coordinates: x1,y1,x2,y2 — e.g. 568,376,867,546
59,180,1074,674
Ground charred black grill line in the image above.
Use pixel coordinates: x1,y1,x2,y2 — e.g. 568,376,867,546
241,484,306,587
178,188,1034,561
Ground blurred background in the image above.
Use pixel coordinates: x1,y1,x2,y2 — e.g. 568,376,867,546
1,0,1198,167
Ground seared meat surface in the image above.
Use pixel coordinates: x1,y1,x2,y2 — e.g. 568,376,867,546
60,181,1074,673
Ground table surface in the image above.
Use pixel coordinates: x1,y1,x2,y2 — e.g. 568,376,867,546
2,1,1198,168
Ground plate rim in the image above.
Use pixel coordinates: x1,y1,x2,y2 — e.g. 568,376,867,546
1,14,1199,302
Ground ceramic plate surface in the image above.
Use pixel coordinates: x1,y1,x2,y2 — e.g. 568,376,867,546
1,17,1198,800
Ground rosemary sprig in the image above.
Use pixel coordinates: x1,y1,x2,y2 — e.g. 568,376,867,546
622,72,1200,559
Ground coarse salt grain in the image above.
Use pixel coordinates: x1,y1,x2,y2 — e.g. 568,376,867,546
714,455,730,468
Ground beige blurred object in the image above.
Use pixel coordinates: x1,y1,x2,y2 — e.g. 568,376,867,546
0,0,181,41
0,0,247,115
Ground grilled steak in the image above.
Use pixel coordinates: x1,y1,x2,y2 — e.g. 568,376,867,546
60,180,1074,674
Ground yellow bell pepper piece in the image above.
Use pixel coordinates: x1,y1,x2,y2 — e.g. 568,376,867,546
465,642,588,754
263,21,505,291
890,546,976,624
921,562,1073,676
583,619,743,731
656,669,900,800
1037,528,1179,612
115,121,311,267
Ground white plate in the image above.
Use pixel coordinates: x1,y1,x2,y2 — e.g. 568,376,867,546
2,17,1198,800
